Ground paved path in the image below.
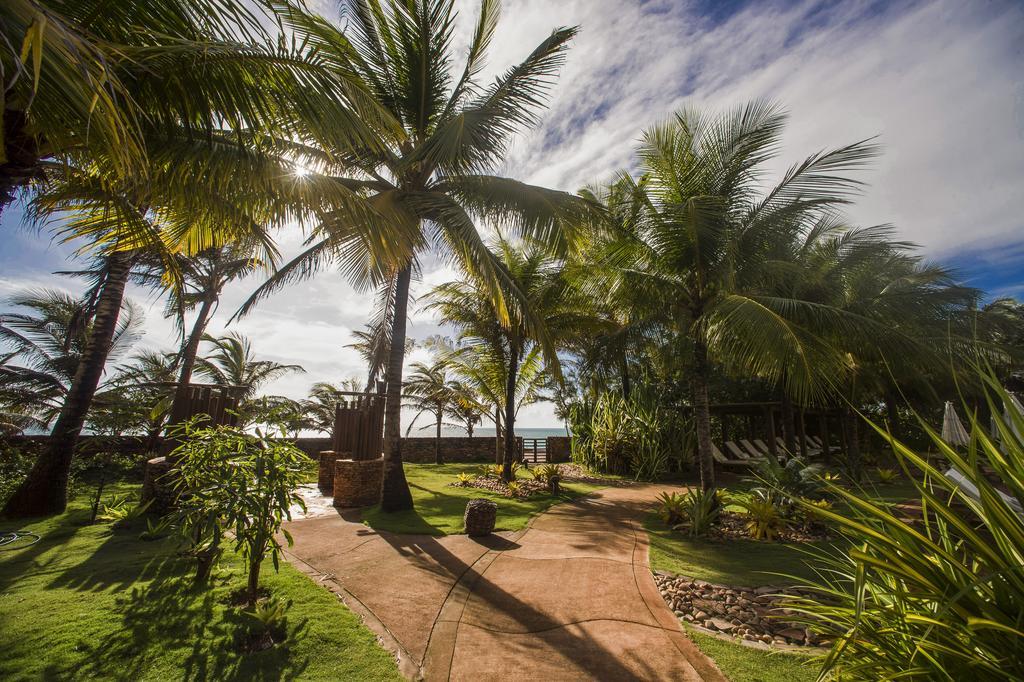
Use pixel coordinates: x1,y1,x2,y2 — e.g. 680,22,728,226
283,484,726,681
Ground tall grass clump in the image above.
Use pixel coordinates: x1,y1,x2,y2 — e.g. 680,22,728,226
568,393,692,479
787,373,1024,680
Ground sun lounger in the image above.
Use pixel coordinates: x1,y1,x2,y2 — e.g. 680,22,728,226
726,441,764,462
739,439,767,459
712,443,757,468
944,468,1023,516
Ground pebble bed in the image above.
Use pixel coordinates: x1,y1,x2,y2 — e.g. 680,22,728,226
654,572,828,648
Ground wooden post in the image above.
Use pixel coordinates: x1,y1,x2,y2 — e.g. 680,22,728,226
764,407,779,462
797,409,808,460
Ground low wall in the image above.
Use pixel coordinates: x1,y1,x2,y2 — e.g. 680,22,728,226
399,436,523,464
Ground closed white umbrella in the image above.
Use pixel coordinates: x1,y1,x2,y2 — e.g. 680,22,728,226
942,401,969,447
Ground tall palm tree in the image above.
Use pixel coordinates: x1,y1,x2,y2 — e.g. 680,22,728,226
444,380,487,437
239,0,588,510
581,101,879,492
403,359,458,463
194,332,305,402
427,239,580,480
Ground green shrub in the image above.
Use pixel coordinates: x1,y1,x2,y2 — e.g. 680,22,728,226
0,444,36,507
568,392,692,479
658,489,721,537
747,456,825,513
787,375,1024,680
734,490,787,541
170,419,307,604
874,466,898,483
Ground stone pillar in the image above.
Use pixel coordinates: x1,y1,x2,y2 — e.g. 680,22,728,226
140,456,176,514
332,457,384,508
318,451,349,495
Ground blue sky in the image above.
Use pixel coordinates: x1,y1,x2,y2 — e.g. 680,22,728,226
2,0,1023,427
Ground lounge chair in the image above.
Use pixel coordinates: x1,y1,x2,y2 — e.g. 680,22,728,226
739,439,767,459
712,443,756,468
726,441,764,462
944,468,1023,516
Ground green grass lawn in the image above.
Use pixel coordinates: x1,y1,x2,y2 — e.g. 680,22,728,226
686,628,819,682
361,463,608,535
0,483,402,682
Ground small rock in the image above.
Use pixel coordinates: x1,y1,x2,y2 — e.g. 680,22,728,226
707,617,736,633
777,627,806,643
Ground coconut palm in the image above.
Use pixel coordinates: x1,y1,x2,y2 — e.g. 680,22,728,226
239,0,588,510
301,379,364,435
0,289,141,429
444,380,487,437
579,101,879,492
427,239,582,480
194,332,304,402
1,0,379,214
403,359,459,463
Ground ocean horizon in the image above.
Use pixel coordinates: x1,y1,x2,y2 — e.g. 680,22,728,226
434,426,569,439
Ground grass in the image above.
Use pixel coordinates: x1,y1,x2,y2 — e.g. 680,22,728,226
646,479,919,586
361,463,608,535
686,627,819,682
0,482,402,682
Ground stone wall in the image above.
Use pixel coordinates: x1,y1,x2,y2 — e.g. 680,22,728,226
399,436,523,463
546,436,571,463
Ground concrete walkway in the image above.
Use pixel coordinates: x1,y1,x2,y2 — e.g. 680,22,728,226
283,484,726,681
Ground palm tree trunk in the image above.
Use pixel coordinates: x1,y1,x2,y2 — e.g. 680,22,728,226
691,338,716,493
162,296,215,454
621,359,632,400
780,373,796,456
3,251,133,517
380,265,414,512
502,349,520,482
434,410,443,464
494,408,503,464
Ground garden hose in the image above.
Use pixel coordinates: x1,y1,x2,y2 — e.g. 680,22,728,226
0,530,40,550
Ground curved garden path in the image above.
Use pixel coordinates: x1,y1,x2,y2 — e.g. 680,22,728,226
283,483,726,681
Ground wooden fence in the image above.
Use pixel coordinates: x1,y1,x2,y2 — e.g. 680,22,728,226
331,387,386,461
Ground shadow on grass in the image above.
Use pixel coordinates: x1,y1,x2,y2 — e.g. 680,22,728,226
44,566,311,681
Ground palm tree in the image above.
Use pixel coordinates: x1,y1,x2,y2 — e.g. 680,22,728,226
1,0,376,214
301,378,364,435
194,332,305,402
444,381,487,437
427,239,580,480
239,0,588,510
105,349,180,450
578,101,879,492
0,289,141,428
403,359,458,464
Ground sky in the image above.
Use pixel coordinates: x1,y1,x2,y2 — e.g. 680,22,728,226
1,0,1022,429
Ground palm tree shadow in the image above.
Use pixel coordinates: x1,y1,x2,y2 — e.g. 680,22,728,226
375,522,664,680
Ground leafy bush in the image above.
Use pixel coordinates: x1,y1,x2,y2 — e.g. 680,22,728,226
505,480,522,496
874,466,898,483
97,495,152,527
787,376,1024,680
747,456,825,513
657,491,687,525
241,597,291,651
658,489,721,537
734,490,787,541
0,444,36,507
456,472,474,484
568,392,692,479
530,464,561,483
170,419,307,603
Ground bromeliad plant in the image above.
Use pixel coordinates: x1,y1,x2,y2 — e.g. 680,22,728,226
734,490,788,541
657,489,721,537
786,374,1024,680
170,418,307,603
